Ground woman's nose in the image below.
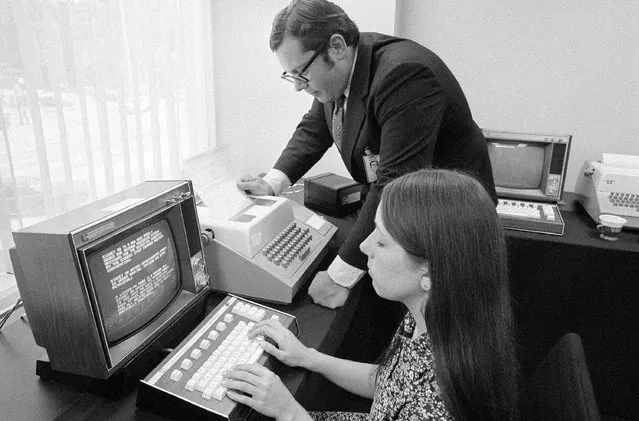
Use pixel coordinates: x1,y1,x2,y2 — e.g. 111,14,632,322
360,234,372,255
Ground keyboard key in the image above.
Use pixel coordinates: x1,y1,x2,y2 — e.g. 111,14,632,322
170,370,183,382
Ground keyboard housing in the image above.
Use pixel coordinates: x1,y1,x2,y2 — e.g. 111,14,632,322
496,199,565,235
137,294,298,421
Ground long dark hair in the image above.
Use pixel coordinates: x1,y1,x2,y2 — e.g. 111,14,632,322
378,169,519,421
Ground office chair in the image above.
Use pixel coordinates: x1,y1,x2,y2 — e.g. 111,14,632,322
522,332,601,421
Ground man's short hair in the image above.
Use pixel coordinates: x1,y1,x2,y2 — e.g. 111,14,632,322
270,0,360,53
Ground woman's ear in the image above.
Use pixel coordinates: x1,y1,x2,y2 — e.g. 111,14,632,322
420,263,431,292
420,275,431,292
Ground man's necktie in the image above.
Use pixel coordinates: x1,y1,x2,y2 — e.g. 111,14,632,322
332,95,345,150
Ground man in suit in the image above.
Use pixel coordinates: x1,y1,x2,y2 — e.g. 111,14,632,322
238,0,496,317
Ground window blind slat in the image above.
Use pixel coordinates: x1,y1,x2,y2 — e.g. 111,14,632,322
0,102,23,229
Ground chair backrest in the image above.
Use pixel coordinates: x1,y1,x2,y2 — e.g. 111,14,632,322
522,332,601,421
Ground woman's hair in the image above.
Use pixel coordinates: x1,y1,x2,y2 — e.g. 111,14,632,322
269,0,360,54
378,168,519,421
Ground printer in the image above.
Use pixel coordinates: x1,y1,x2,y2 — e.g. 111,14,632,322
575,153,639,229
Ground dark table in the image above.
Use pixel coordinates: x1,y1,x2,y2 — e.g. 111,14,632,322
510,194,639,420
0,191,360,421
1,189,637,420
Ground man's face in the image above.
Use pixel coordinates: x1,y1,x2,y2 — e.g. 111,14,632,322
275,36,348,103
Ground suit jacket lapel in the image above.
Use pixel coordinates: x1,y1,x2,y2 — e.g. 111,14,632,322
341,35,372,173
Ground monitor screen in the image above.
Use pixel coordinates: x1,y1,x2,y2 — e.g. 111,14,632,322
488,141,545,190
87,219,181,344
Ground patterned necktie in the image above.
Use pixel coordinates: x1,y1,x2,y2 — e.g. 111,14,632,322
332,95,345,150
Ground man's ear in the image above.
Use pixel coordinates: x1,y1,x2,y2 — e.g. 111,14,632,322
329,34,347,60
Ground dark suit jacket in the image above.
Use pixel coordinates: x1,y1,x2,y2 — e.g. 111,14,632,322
274,32,496,270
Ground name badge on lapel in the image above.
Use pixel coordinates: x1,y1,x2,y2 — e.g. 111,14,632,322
363,148,379,183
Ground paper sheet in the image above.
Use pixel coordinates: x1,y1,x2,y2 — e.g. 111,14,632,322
602,153,639,170
182,145,253,221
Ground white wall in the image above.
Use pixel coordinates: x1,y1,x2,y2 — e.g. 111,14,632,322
210,1,395,179
395,0,639,192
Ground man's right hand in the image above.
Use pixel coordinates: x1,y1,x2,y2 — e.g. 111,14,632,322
237,175,274,196
308,271,350,309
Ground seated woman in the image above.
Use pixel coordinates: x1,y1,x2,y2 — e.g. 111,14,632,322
222,169,519,421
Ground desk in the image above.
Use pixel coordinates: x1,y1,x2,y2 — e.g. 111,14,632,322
0,287,361,421
1,190,637,420
509,195,639,420
0,202,359,421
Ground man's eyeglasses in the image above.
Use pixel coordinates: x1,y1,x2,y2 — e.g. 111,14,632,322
280,46,325,84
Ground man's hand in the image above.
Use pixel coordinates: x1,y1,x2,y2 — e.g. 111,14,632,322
308,271,350,309
237,174,274,196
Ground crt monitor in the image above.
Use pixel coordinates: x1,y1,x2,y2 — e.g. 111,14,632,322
84,218,181,344
483,129,572,203
10,180,210,380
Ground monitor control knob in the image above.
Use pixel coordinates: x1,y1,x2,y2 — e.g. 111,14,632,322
200,229,214,245
196,273,209,288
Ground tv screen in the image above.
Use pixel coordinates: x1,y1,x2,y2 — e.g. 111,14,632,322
87,219,181,344
488,141,545,190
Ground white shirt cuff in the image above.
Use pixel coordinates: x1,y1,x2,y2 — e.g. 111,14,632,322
327,255,365,288
263,169,291,196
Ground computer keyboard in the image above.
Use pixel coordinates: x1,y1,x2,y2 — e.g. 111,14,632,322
496,199,565,235
137,294,299,421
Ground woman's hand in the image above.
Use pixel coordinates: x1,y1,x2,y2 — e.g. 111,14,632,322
222,364,307,421
249,318,312,368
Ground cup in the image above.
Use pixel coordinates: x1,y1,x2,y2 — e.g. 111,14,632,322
596,214,627,241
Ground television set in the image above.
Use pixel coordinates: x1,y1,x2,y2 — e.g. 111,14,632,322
9,180,210,381
483,129,572,203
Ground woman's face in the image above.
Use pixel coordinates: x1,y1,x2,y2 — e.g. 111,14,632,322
359,206,428,305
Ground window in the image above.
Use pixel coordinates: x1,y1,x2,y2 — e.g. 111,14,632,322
0,0,216,306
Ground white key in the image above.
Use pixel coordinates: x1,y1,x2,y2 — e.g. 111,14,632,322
202,385,216,400
180,359,193,370
185,378,197,391
196,377,209,392
248,346,264,363
543,205,556,220
208,330,219,340
224,314,234,323
212,386,228,401
170,369,183,382
254,309,266,321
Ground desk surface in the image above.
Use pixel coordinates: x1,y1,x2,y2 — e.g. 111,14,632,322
1,188,637,420
0,188,359,421
0,285,360,421
507,192,639,252
509,193,639,419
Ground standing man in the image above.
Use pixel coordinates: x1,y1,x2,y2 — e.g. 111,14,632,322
238,0,496,313
13,78,30,125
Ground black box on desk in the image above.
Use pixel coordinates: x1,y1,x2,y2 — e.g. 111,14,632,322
304,173,361,217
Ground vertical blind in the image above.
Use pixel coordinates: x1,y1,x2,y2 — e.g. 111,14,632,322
0,0,216,284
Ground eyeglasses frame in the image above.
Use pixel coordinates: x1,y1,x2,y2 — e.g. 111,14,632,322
280,43,327,84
